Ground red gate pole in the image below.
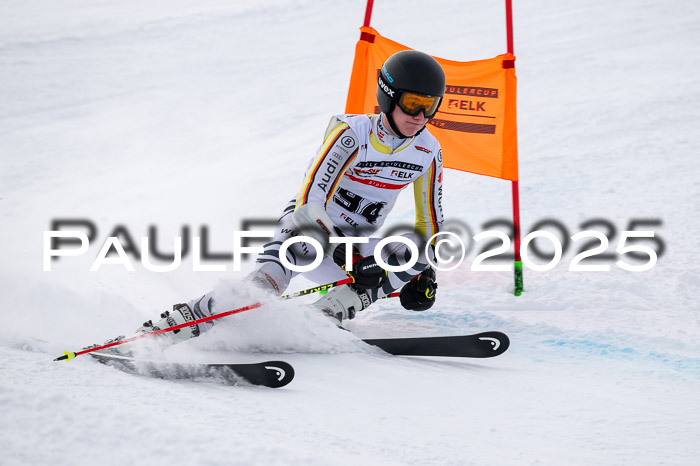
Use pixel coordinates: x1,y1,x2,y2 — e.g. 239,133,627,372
506,0,515,54
506,0,524,296
363,0,375,27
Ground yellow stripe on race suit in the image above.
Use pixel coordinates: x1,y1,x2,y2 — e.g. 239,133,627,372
369,131,392,154
413,161,438,242
296,122,349,208
369,131,413,155
426,161,438,237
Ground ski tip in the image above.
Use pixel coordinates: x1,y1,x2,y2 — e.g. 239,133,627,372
54,351,76,362
261,361,295,388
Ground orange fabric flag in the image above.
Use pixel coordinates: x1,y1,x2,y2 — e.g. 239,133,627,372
345,27,518,181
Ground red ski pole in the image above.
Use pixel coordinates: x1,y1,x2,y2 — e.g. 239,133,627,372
54,302,263,361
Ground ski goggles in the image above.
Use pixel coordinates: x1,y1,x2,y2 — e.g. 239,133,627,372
396,91,442,118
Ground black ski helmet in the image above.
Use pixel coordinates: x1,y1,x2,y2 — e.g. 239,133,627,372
376,50,446,117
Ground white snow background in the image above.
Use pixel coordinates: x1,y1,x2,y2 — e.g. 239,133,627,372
1,0,699,464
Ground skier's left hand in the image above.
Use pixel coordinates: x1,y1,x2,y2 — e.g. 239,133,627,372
399,268,437,311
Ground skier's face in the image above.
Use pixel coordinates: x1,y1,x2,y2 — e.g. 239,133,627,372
390,105,429,137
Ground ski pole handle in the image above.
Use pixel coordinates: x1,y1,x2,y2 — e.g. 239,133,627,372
54,302,263,361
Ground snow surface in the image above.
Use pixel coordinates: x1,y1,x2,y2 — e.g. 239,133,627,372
1,0,700,464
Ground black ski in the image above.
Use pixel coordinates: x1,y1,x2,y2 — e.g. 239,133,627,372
362,331,509,358
90,351,294,388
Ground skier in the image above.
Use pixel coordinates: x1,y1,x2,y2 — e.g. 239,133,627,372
102,50,445,353
249,49,445,324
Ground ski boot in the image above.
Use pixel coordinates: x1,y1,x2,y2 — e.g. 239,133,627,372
312,285,372,326
91,303,202,357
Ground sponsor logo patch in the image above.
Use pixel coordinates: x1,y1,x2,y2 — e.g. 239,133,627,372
340,212,359,228
390,170,414,179
355,161,423,172
353,168,381,176
381,65,394,83
341,136,356,148
378,76,395,97
315,219,332,236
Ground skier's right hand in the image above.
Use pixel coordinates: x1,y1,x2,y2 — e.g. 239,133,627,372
332,244,387,290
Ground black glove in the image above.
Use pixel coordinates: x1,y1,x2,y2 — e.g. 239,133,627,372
399,268,437,311
333,244,387,290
